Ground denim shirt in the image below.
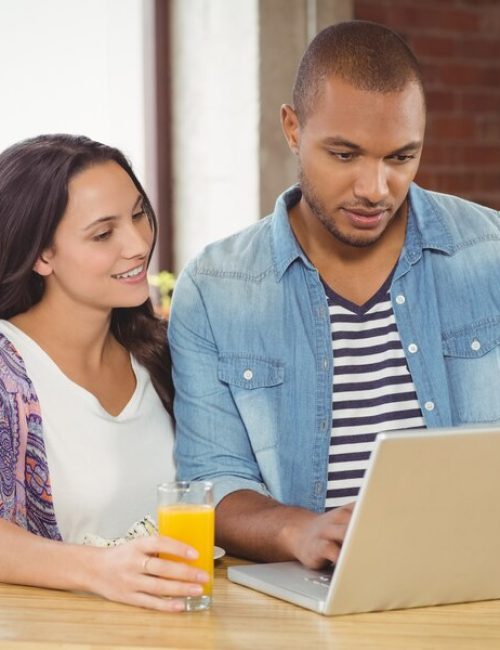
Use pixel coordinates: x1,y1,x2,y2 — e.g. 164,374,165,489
168,184,500,512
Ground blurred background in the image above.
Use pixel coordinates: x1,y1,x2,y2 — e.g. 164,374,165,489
0,0,499,276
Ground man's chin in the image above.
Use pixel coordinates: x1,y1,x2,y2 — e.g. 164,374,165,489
337,233,384,248
321,221,386,248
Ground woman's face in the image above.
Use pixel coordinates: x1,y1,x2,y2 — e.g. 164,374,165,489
35,160,154,313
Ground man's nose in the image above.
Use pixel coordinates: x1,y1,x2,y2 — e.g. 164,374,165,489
353,161,389,205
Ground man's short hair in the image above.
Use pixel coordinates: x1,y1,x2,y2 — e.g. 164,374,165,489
293,21,425,125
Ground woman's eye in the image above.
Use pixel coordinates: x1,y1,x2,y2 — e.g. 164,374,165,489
132,209,146,221
93,230,112,241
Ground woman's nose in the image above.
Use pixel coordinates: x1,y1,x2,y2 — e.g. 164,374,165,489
121,219,152,259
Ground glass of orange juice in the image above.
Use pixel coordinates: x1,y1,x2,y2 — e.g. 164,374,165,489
157,481,214,611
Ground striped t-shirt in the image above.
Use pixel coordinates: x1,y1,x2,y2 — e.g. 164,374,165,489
324,275,425,510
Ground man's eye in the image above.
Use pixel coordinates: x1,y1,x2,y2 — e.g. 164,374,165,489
391,154,416,162
330,151,354,161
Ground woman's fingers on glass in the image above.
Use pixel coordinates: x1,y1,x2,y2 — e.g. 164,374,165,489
129,592,186,612
141,534,199,560
152,557,209,584
143,576,205,598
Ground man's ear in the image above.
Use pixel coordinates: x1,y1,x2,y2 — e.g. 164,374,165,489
33,250,54,277
280,104,301,155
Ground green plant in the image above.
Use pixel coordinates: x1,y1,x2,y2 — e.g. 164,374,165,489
148,270,176,316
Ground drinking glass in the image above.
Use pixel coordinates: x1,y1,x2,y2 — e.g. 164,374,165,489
157,481,214,611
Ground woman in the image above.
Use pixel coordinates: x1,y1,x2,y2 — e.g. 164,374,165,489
0,134,207,611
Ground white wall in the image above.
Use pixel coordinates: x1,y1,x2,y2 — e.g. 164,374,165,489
0,0,148,185
171,0,259,271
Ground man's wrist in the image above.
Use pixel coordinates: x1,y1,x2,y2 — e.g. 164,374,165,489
277,507,317,560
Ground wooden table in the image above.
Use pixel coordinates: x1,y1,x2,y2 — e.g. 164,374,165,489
1,555,500,649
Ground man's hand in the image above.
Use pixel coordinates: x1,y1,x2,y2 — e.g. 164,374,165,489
285,503,354,569
216,490,354,568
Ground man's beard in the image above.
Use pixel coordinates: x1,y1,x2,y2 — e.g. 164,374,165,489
298,166,393,249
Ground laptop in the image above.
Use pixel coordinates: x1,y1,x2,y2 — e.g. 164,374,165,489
228,426,500,615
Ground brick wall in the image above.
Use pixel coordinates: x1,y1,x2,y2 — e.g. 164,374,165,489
354,0,500,209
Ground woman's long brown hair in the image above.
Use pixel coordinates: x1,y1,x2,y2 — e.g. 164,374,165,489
0,134,173,415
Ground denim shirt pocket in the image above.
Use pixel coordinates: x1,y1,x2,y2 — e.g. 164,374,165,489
218,355,285,452
442,320,500,424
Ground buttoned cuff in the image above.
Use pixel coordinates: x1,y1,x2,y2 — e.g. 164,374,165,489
211,476,272,507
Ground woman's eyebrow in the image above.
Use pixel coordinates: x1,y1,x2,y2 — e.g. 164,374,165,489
83,215,117,231
83,195,143,231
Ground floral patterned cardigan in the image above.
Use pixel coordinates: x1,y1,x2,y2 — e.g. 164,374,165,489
0,332,61,540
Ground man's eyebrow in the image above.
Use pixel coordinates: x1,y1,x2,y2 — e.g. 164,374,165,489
322,137,362,150
83,194,143,231
321,138,423,155
389,141,423,155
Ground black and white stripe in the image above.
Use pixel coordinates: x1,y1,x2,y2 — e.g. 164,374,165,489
324,280,425,510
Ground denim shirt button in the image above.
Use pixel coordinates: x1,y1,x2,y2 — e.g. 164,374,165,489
243,369,253,381
471,339,481,351
424,401,435,411
320,419,328,431
408,343,418,354
395,294,406,305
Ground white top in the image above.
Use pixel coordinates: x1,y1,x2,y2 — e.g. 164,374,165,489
0,320,175,544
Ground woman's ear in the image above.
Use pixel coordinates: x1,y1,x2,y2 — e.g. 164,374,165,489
33,250,54,277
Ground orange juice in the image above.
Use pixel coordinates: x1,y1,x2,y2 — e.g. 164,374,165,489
158,504,214,596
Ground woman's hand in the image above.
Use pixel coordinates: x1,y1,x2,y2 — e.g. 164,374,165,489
89,534,209,611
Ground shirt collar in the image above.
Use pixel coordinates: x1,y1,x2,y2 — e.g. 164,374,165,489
270,185,314,281
406,183,454,255
270,182,454,281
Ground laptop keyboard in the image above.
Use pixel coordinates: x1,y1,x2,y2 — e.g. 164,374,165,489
304,567,334,588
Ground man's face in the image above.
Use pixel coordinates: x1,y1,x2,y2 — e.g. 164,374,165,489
283,76,426,248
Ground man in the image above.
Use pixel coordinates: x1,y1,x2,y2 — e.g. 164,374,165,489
168,21,500,569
